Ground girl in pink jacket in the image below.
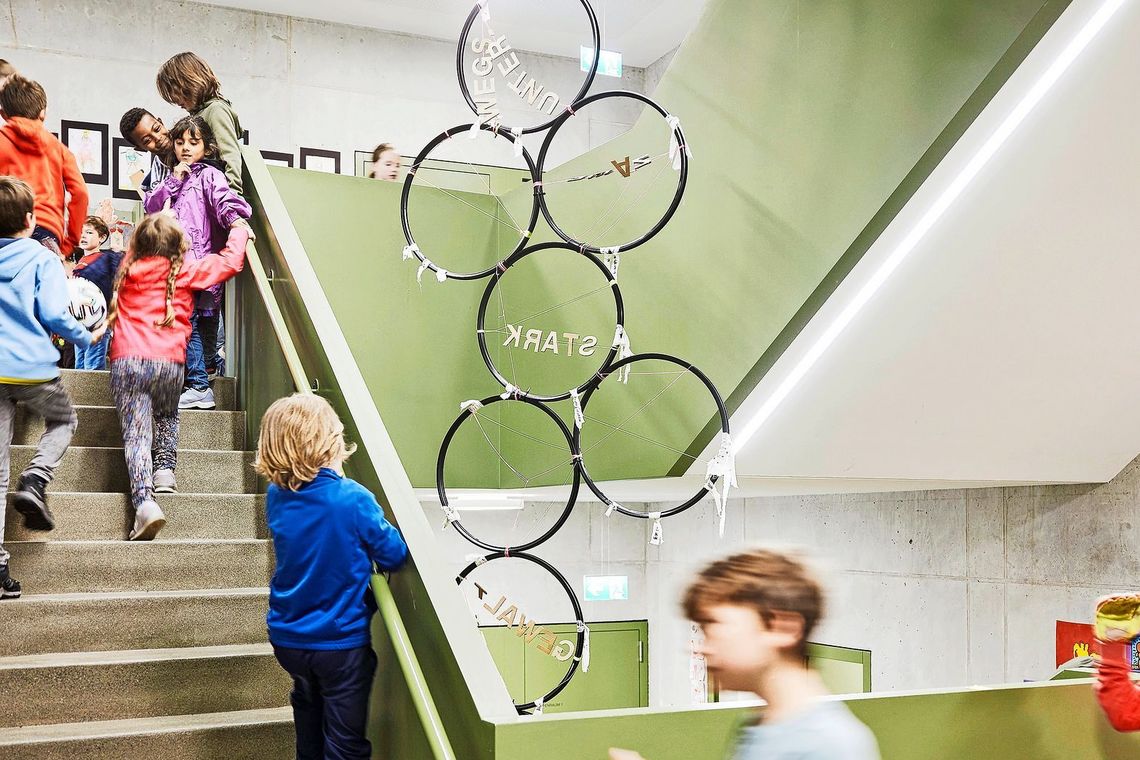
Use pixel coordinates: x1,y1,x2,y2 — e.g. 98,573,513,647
144,115,250,411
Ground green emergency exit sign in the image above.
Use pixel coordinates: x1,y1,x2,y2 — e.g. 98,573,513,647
584,575,629,602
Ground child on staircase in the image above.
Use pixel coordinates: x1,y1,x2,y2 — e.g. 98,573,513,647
143,115,250,412
0,177,104,598
105,213,249,541
256,394,408,760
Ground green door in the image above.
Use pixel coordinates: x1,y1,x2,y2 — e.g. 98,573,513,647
481,621,649,713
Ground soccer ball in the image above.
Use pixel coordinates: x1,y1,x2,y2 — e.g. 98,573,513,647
68,278,107,329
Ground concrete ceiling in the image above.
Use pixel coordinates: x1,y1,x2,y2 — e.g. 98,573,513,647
190,0,702,67
694,0,1140,491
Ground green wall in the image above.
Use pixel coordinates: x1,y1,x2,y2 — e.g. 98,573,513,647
269,0,1064,488
489,680,1140,760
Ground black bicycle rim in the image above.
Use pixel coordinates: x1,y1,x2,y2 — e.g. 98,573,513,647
535,90,689,254
456,0,600,136
476,242,625,403
400,123,540,281
436,395,581,552
456,550,586,713
572,352,728,518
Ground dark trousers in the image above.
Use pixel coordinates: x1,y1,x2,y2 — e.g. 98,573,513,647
273,644,377,760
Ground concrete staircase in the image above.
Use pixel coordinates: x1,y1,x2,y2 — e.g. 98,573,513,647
0,370,293,759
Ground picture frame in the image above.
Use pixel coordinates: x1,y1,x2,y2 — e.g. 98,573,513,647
354,150,373,178
299,147,340,174
260,150,294,168
111,137,150,201
60,120,109,185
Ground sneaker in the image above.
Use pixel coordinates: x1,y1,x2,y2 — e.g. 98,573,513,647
179,387,215,410
129,500,166,541
0,566,20,599
153,468,177,494
12,473,54,531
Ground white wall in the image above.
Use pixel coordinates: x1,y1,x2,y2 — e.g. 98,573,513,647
0,0,648,210
425,453,1140,708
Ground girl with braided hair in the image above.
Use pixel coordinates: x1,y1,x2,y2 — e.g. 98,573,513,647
106,213,249,540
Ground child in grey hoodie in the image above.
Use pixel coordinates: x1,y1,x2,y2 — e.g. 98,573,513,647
0,176,104,598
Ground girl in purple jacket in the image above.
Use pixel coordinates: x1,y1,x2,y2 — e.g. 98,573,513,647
144,115,250,413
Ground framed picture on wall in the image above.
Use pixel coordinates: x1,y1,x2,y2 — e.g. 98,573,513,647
260,150,294,168
354,150,373,178
299,147,340,174
111,138,150,201
60,120,109,185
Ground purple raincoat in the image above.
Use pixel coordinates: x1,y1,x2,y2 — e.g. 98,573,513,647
143,162,251,315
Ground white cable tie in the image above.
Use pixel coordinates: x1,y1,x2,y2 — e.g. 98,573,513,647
416,259,432,285
474,555,489,566
703,432,737,538
577,622,591,673
649,512,663,545
612,326,632,383
460,399,483,414
435,268,449,283
601,246,621,279
533,697,544,715
442,502,461,526
570,388,585,429
464,553,483,565
469,116,483,138
604,502,617,517
665,114,692,171
500,382,520,400
510,127,523,157
402,243,420,261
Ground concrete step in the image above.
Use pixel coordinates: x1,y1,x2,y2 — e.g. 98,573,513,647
3,588,269,657
9,445,257,493
4,493,266,541
0,644,291,729
5,539,273,594
59,370,236,411
0,708,293,760
14,405,246,450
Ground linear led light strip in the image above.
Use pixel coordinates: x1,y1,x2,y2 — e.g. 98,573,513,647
731,0,1128,456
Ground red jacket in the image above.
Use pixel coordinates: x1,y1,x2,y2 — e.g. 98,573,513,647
0,117,88,252
110,228,248,364
1097,642,1140,731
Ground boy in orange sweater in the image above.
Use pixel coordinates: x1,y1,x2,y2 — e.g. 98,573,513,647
0,76,87,256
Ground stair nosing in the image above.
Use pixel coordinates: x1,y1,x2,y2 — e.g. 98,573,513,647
5,538,267,546
0,706,292,745
12,587,269,603
0,642,274,670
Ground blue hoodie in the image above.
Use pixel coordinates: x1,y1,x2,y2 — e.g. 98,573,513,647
267,468,408,650
0,237,92,382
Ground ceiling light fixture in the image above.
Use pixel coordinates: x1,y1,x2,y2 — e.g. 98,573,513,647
731,0,1127,456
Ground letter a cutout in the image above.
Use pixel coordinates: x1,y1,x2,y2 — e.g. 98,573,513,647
611,156,632,178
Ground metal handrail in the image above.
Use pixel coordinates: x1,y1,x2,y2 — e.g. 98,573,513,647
240,163,458,760
373,575,458,760
244,239,310,395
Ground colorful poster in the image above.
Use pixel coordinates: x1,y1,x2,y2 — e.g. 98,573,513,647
1057,619,1140,669
1056,620,1094,666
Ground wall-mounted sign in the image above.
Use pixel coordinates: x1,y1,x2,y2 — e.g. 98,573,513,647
583,575,628,602
581,46,623,78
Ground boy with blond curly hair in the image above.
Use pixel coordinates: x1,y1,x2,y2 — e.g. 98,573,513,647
256,393,408,760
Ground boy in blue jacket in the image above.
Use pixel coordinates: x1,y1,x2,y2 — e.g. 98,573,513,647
255,393,408,760
0,176,104,598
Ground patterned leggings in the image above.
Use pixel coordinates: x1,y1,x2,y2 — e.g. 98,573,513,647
110,358,182,510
